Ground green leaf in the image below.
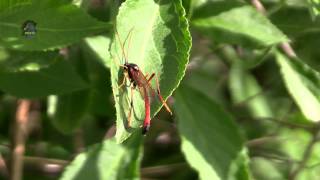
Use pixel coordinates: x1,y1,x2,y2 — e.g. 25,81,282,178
193,5,288,47
0,52,88,98
229,60,273,118
175,84,250,180
0,0,110,50
276,51,320,122
110,0,191,143
60,135,142,180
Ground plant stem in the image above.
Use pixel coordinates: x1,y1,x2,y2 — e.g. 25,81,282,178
74,128,85,154
23,156,68,174
0,153,9,178
141,163,187,178
11,100,31,180
250,0,297,58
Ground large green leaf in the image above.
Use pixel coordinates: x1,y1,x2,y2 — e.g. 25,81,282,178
60,135,142,180
276,51,320,122
175,84,250,180
193,5,288,47
0,50,88,98
110,0,191,143
0,0,110,50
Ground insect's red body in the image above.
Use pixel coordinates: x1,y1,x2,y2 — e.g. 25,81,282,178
114,29,172,134
123,63,153,134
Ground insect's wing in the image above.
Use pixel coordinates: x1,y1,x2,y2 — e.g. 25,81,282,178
131,69,172,115
130,70,156,100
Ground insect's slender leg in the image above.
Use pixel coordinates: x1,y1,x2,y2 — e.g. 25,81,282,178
127,85,135,127
144,73,156,98
155,75,172,115
147,73,155,83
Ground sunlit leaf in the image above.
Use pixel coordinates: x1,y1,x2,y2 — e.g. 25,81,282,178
276,51,320,122
193,5,288,47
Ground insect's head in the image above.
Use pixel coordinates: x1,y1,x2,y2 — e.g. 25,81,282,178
124,63,140,72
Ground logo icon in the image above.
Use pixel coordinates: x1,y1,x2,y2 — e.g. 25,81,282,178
22,20,37,38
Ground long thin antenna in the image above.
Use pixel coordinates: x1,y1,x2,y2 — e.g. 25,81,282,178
115,27,127,64
122,27,134,64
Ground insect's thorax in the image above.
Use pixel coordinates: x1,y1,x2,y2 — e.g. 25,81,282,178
124,63,140,85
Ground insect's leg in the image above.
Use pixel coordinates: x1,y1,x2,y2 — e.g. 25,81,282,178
147,73,155,83
127,85,135,127
155,75,172,115
146,73,156,97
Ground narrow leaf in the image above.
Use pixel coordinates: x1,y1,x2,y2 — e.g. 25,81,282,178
193,6,288,47
276,51,320,122
175,84,250,180
0,0,110,50
60,136,142,180
110,0,191,143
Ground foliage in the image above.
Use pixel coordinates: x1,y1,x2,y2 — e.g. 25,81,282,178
0,0,320,180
